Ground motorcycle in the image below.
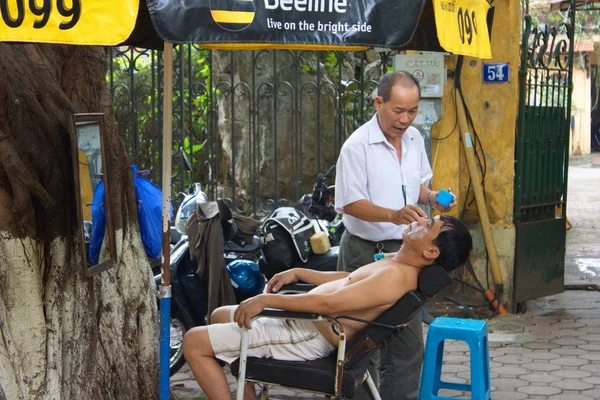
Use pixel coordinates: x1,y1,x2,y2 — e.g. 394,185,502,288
157,143,269,373
258,165,343,280
155,181,264,375
294,164,345,247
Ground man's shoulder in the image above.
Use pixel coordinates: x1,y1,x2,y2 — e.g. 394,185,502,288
375,261,420,282
342,124,370,149
367,261,406,278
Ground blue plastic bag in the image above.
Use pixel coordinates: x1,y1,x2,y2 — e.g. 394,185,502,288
89,181,106,265
132,165,173,260
88,166,173,263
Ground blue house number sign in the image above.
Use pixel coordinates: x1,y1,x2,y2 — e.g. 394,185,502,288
483,63,509,83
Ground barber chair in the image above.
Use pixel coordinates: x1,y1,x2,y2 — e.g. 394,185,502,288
231,264,453,400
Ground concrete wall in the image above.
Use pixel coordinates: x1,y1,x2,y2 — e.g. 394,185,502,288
430,0,520,310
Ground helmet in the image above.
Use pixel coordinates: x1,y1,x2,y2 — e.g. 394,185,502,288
174,183,209,235
226,260,265,296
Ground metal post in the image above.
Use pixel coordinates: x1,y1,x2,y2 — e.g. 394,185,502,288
365,371,382,400
159,41,174,400
236,329,250,400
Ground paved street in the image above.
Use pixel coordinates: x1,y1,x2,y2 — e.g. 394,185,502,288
564,162,600,287
172,161,600,400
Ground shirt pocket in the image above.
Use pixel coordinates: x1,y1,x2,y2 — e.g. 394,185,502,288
404,170,422,205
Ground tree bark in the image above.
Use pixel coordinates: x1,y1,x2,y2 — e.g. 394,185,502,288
0,44,158,400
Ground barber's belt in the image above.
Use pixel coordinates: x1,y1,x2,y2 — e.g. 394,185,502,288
352,234,403,261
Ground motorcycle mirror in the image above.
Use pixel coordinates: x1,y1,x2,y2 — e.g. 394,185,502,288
324,164,336,179
180,147,193,173
172,147,193,173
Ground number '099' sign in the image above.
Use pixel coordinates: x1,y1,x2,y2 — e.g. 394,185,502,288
456,7,477,45
1,0,80,30
432,0,491,59
0,0,138,45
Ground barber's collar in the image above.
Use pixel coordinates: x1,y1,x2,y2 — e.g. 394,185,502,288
368,113,415,148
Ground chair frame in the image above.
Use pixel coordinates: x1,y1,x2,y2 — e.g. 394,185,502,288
232,264,452,399
235,308,414,400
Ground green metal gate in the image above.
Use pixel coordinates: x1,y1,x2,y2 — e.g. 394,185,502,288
513,9,575,310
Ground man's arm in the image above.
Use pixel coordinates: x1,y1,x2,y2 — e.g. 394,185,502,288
267,268,350,293
344,199,426,225
418,184,434,206
342,199,395,223
235,268,407,328
418,184,457,212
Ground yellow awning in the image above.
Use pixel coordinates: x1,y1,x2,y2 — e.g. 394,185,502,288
0,0,139,45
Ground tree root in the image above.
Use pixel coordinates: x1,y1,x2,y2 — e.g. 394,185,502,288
0,129,55,213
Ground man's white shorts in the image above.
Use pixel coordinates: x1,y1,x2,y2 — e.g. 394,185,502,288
207,306,335,365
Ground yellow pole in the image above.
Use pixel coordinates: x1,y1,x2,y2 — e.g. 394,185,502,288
455,92,505,292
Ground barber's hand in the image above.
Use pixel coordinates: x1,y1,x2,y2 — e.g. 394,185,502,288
430,191,458,213
266,269,298,293
234,295,266,329
390,205,427,225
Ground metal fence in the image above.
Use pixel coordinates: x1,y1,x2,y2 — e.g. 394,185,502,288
108,46,392,216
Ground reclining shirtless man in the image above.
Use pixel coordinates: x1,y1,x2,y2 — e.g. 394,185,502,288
183,215,473,400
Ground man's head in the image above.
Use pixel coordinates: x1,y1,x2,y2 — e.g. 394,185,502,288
401,215,473,272
375,71,421,141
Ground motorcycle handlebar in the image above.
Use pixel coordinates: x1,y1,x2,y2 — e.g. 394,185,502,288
314,165,335,190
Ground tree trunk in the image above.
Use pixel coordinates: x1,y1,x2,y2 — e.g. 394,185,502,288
0,44,158,400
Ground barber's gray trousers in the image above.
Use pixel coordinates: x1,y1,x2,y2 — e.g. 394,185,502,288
337,230,424,400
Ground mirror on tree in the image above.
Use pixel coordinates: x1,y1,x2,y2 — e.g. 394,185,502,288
70,113,117,276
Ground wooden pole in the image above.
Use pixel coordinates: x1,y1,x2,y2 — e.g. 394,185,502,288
455,91,505,292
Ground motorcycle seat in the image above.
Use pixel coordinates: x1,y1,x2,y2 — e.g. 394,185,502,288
224,235,261,254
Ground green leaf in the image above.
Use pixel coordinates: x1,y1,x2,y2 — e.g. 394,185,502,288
184,137,204,154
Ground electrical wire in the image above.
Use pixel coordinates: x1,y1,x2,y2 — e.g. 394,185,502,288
449,292,499,309
432,79,460,142
440,55,499,318
454,55,491,285
430,74,459,174
443,297,480,319
465,259,487,291
453,277,483,293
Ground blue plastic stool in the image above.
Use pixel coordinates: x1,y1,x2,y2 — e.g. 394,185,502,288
419,317,491,400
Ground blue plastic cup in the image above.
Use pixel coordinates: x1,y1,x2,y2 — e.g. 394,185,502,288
435,190,454,207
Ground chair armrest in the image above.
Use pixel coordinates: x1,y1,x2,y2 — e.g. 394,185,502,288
277,283,316,293
239,308,347,399
334,314,411,331
256,308,321,321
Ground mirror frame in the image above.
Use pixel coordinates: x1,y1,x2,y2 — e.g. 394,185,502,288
70,113,117,277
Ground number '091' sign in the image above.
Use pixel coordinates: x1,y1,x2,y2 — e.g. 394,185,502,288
1,0,80,30
0,0,138,46
432,0,491,59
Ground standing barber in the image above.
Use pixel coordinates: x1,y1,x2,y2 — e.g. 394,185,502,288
335,71,456,399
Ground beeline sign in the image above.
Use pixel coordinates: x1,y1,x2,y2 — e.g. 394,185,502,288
264,0,348,13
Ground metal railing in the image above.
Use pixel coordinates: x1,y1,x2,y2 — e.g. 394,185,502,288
108,47,392,216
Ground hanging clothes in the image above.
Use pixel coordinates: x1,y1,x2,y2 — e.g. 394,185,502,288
186,202,236,322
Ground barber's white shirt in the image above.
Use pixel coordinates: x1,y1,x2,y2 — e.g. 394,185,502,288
335,114,432,242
